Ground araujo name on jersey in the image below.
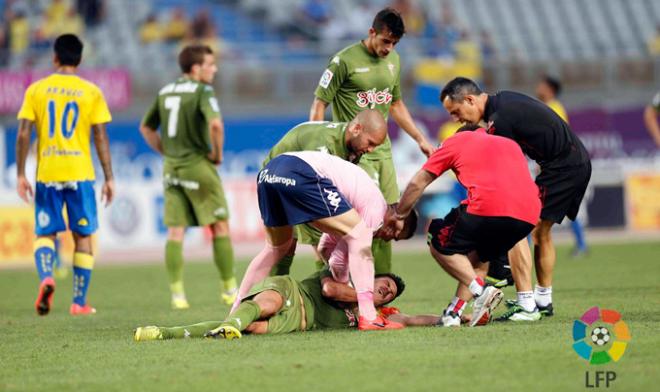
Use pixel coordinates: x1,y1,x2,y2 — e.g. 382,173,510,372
258,169,297,186
356,88,392,108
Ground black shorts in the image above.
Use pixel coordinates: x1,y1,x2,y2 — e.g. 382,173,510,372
536,161,591,224
427,205,535,261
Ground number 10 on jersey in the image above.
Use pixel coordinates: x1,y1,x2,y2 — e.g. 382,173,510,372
48,100,79,139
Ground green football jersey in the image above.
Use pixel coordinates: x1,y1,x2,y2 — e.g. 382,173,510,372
299,269,358,330
314,42,402,160
262,121,352,166
142,77,221,166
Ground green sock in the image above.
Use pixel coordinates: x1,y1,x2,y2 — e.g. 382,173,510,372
161,320,223,339
224,300,261,331
165,240,184,295
213,236,235,281
372,238,392,274
270,254,294,276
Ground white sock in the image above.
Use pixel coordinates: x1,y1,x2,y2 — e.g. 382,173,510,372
534,285,553,307
517,291,536,312
468,277,485,297
446,297,467,316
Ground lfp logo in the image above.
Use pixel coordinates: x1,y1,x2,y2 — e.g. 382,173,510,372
572,306,631,365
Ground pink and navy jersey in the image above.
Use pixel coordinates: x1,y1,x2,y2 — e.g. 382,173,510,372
283,151,387,230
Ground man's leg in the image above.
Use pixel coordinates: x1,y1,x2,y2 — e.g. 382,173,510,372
430,247,502,327
70,233,96,315
231,226,294,312
34,235,57,315
570,219,588,256
165,226,188,309
210,219,237,305
532,219,556,313
137,289,285,341
507,238,537,314
358,158,395,274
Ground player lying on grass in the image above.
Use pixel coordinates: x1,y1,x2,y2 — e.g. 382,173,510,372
233,150,419,330
383,125,541,327
134,268,440,341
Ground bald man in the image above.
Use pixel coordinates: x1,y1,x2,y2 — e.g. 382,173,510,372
261,109,388,276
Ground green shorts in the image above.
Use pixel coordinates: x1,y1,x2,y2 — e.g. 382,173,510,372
163,157,229,227
245,276,314,334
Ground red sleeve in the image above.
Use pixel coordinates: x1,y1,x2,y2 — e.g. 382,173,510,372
422,136,457,176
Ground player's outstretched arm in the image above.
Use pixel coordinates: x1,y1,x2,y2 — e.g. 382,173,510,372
92,123,115,206
309,97,329,121
207,118,224,165
138,124,163,154
389,99,436,156
387,312,440,326
15,119,34,203
643,104,660,147
383,169,435,237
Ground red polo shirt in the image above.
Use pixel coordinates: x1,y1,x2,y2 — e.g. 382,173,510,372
422,128,541,225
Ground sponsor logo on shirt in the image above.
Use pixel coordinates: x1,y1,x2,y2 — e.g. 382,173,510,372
323,188,342,212
356,88,393,108
258,169,297,186
319,69,334,89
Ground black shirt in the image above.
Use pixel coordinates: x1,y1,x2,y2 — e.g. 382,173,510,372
483,91,589,169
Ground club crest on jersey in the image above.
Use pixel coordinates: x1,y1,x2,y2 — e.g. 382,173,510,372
356,88,392,108
387,62,395,75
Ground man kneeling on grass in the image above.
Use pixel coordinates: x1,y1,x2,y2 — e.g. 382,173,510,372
134,268,439,341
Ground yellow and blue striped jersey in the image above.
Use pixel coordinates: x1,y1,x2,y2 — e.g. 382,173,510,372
17,73,112,182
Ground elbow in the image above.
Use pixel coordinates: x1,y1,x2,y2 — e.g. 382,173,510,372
321,282,335,298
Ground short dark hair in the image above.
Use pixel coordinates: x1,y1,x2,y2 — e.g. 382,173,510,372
542,75,562,96
54,34,83,66
372,8,405,38
398,209,418,240
440,77,483,103
375,273,406,304
178,45,213,73
456,124,482,132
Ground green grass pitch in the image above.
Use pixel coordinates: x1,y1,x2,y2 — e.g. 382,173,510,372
1,241,659,391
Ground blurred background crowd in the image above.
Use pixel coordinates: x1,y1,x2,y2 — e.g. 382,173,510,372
0,0,658,263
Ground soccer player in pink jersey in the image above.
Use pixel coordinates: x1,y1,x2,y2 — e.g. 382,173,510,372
233,151,416,331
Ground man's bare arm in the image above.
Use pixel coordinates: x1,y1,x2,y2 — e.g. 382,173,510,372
207,118,224,164
92,123,115,206
15,119,34,203
321,276,357,302
643,105,660,147
16,119,33,178
138,124,163,154
387,313,440,326
309,97,329,121
389,99,435,156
